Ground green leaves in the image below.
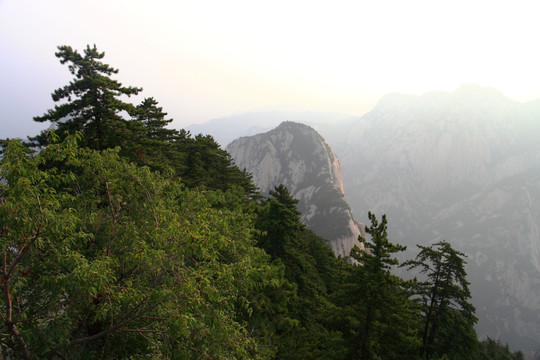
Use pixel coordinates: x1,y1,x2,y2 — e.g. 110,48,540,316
5,43,516,359
252,185,349,358
0,137,273,359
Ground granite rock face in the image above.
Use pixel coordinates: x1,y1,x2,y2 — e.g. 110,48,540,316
333,84,540,352
196,84,540,353
226,121,363,257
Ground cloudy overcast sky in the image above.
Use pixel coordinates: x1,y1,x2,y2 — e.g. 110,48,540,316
1,0,539,139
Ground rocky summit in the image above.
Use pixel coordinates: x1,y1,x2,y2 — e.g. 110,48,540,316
226,121,363,257
205,84,539,353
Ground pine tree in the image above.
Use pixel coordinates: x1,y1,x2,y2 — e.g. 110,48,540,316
402,240,478,360
122,97,182,171
256,185,303,260
32,44,141,149
133,97,177,141
253,185,347,359
341,212,419,359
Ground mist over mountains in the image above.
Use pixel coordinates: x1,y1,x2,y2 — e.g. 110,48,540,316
334,84,540,351
186,109,356,148
193,84,540,353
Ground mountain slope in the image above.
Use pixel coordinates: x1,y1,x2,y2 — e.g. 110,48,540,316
189,84,539,352
226,121,363,257
336,84,540,352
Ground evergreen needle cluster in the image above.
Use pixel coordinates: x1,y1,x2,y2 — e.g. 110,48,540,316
0,45,525,360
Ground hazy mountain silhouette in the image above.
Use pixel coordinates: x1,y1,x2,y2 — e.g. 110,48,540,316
192,84,540,352
335,84,540,352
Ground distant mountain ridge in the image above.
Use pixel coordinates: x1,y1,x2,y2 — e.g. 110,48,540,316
335,84,540,353
226,121,363,257
187,110,355,148
194,84,540,354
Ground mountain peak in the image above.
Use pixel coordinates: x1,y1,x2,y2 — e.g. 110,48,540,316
226,122,363,257
340,89,540,351
372,92,416,112
372,84,511,113
272,121,314,134
274,120,314,132
453,83,510,102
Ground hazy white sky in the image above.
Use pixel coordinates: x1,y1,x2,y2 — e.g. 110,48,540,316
1,0,539,138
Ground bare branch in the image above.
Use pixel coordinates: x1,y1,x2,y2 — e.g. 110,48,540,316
117,328,165,333
3,253,30,360
5,228,40,280
140,316,167,321
69,298,162,347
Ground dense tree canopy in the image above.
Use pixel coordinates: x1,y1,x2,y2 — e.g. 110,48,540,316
132,97,176,141
478,338,525,360
30,44,257,196
0,44,523,359
256,184,304,260
0,135,269,359
255,185,347,359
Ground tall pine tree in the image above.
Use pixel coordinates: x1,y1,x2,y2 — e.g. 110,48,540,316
402,241,478,360
339,212,419,359
132,97,177,141
32,44,141,150
256,185,303,260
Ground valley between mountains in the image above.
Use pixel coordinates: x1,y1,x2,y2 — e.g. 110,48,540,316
193,84,540,353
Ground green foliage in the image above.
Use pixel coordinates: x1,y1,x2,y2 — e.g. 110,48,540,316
171,131,259,196
31,45,257,197
3,43,524,359
402,241,478,360
117,97,182,173
254,185,347,359
477,337,525,360
256,184,303,260
32,45,141,150
0,132,521,359
133,97,176,142
0,136,268,359
335,212,420,360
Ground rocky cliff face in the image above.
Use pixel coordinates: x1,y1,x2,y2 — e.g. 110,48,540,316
226,121,363,257
334,84,540,352
192,84,539,353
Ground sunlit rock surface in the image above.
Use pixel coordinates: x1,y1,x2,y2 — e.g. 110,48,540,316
201,84,539,354
227,121,364,257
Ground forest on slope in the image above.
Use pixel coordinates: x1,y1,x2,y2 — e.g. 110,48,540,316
0,45,527,359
